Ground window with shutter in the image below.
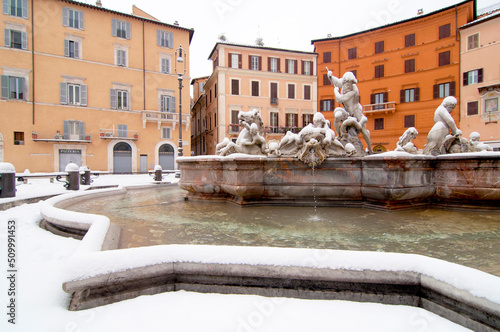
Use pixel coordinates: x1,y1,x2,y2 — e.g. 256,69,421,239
404,59,415,73
405,34,415,47
439,24,451,39
348,47,357,60
375,41,384,54
230,53,239,68
231,79,239,95
288,84,295,99
374,118,384,130
439,51,450,66
1,75,25,100
374,65,384,78
467,33,479,50
302,61,311,75
304,85,311,100
270,82,278,103
157,30,173,48
4,0,28,18
323,52,331,63
467,101,478,116
64,8,84,30
323,74,331,86
404,115,415,128
251,81,259,97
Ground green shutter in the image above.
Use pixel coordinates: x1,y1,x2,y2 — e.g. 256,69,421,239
79,121,85,140
21,31,27,50
21,0,28,18
168,32,173,48
79,10,84,30
171,96,176,113
156,30,161,46
110,89,117,109
64,39,69,57
60,82,68,104
80,84,87,106
1,75,9,99
126,22,131,39
111,19,117,37
4,28,10,47
63,120,70,139
74,41,79,58
2,0,8,15
62,7,69,26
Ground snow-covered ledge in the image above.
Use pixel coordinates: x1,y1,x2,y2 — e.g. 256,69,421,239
40,185,500,331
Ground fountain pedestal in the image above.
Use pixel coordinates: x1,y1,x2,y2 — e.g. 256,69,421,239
178,153,500,210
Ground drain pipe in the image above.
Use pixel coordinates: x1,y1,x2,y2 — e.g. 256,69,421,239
31,0,35,124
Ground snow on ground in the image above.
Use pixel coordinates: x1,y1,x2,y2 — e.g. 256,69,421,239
0,174,473,331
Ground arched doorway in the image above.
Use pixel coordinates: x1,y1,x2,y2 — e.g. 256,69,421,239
159,144,175,170
113,142,132,173
373,145,387,153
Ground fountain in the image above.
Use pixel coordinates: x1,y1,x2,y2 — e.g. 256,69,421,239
36,71,500,331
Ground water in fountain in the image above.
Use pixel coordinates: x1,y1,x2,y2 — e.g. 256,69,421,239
66,186,500,276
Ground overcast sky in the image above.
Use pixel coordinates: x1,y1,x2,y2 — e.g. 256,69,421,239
82,0,498,88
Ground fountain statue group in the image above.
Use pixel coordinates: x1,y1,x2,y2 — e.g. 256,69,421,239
216,71,493,166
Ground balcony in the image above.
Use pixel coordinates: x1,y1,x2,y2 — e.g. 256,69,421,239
363,101,397,115
228,124,240,133
142,110,191,130
31,132,92,143
99,129,138,140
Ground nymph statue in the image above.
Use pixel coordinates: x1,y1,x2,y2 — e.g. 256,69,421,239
423,96,462,156
327,70,374,155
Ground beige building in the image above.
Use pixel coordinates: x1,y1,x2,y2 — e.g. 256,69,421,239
459,9,500,150
1,0,193,172
194,42,318,155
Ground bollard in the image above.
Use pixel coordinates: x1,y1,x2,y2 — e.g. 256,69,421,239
80,166,91,185
154,165,163,182
65,163,80,191
0,162,16,198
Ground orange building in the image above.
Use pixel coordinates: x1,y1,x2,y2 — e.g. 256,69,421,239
312,0,476,152
0,0,193,172
190,76,209,155
196,42,318,155
459,9,500,150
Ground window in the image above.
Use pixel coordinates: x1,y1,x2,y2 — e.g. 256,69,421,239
400,88,420,103
63,120,85,140
289,59,297,74
375,41,384,54
439,23,451,39
303,114,312,127
371,92,386,110
116,49,127,67
160,57,170,74
60,82,87,106
463,69,483,86
320,99,333,111
64,39,79,58
351,70,357,79
112,19,131,39
161,127,171,139
3,0,28,18
405,33,415,48
286,113,298,128
288,84,295,99
159,95,176,117
110,89,129,110
404,115,415,128
250,56,261,70
157,30,173,48
433,82,455,99
323,74,331,86
251,81,259,97
1,75,25,100
438,51,450,66
323,52,331,63
404,59,415,73
467,101,478,116
374,65,384,78
269,57,279,72
270,113,279,133
348,47,357,59
302,61,312,75
62,7,84,30
374,118,384,130
270,82,278,104
13,132,24,145
230,53,241,69
304,85,311,100
467,33,479,50
5,29,27,49
231,79,239,95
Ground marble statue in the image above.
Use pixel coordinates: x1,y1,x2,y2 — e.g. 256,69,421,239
327,70,374,155
468,132,493,152
217,109,267,156
423,96,462,156
395,127,419,154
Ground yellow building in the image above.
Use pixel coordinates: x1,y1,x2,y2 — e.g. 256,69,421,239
196,42,318,155
0,0,193,172
459,9,500,150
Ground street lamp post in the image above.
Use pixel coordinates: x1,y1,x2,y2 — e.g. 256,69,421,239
175,45,187,159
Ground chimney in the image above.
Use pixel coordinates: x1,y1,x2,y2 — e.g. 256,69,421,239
96,0,102,7
417,8,424,15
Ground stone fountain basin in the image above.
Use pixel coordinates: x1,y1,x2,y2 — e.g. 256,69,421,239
35,176,500,331
177,152,500,210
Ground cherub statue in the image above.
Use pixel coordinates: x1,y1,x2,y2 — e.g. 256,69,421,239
468,132,493,152
395,127,418,154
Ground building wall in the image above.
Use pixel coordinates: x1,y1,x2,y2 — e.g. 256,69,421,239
202,43,317,155
0,0,192,172
459,13,500,149
313,0,474,152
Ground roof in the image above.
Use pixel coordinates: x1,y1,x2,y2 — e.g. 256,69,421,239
190,76,210,85
460,7,500,29
311,0,476,44
207,42,317,60
58,0,194,43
